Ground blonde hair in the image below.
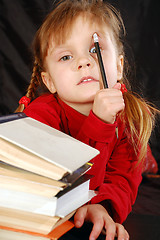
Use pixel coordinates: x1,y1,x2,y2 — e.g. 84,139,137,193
16,0,158,164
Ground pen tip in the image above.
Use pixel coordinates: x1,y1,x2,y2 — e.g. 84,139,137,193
93,33,98,42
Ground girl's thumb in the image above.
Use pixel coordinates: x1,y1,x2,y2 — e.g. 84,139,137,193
112,82,121,90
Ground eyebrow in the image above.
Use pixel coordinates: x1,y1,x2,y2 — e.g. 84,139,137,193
48,45,71,57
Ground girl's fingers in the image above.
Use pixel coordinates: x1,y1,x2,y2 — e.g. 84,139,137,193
105,221,117,240
89,219,104,240
116,224,129,240
74,206,87,228
112,82,121,90
104,222,129,240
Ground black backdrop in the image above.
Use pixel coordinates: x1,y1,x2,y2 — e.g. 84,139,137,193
0,0,160,170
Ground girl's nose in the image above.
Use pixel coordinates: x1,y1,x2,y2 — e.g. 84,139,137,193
77,57,93,70
78,62,91,69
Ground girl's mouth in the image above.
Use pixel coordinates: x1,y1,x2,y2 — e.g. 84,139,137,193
78,76,98,85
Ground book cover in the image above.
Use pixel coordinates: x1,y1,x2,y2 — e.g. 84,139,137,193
0,220,74,240
0,112,26,124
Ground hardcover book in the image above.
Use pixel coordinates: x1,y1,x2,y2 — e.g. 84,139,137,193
0,114,99,180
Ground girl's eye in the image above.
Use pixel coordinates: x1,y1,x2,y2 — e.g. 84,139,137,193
60,55,72,61
90,46,102,54
90,46,97,54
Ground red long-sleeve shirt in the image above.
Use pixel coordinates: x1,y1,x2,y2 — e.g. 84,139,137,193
24,93,142,223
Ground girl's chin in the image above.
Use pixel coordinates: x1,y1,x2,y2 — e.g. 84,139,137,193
58,91,96,105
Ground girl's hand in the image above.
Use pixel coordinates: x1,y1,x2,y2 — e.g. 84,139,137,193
74,204,129,240
93,83,125,124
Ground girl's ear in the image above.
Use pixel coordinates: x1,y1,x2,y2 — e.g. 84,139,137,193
41,72,56,93
117,55,124,80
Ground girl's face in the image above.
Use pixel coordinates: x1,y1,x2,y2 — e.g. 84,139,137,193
41,15,123,115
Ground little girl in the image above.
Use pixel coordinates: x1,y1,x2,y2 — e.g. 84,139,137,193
16,1,157,239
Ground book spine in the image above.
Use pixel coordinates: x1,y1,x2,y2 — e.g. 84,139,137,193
0,113,27,124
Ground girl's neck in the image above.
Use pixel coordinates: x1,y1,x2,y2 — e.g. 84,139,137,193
68,102,93,116
58,97,93,116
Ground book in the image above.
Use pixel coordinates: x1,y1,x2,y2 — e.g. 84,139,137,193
0,207,75,235
0,114,97,237
0,162,66,197
0,114,99,180
0,174,95,218
0,220,74,240
0,162,92,198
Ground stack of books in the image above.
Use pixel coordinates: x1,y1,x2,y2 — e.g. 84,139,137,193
0,113,99,239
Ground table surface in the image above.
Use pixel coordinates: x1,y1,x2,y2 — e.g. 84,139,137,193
123,213,160,240
59,213,160,240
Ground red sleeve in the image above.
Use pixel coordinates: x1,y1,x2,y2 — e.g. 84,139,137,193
75,111,142,223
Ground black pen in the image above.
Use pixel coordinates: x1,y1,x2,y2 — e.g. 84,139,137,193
93,33,118,139
93,33,108,89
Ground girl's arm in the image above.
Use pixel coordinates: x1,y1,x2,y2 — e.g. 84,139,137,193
75,114,140,239
76,111,142,223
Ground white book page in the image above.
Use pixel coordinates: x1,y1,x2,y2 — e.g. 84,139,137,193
0,181,95,217
0,229,47,240
56,180,96,217
0,117,99,173
0,188,57,216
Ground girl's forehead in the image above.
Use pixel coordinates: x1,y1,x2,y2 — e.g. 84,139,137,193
49,14,111,48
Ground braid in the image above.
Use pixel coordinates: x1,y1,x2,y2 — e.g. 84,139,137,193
15,60,43,112
26,61,42,100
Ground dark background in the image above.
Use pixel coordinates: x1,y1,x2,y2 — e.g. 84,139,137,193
0,0,160,171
